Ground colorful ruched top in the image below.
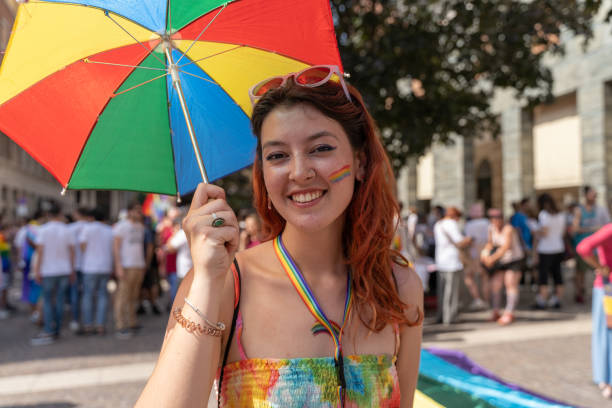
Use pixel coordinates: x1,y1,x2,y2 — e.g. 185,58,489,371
219,352,401,407
217,257,402,407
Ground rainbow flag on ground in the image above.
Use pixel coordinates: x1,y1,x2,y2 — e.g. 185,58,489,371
415,348,574,408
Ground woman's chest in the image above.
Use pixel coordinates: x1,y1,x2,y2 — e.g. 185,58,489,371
228,280,396,362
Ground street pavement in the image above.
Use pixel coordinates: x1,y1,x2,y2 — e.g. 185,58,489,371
0,282,610,407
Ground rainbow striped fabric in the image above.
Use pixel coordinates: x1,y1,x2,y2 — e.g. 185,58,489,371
417,348,574,407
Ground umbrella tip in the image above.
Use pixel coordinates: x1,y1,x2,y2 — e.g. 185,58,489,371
60,188,66,196
176,195,182,204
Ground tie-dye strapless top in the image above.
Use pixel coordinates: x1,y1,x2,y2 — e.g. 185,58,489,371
219,353,400,407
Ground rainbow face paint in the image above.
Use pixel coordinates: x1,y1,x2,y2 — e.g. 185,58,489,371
329,165,351,183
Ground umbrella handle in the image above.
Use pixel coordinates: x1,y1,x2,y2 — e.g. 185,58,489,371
164,43,210,184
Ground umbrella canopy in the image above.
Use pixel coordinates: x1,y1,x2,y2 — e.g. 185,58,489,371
0,0,343,196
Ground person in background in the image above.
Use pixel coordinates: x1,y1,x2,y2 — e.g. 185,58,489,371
138,216,161,316
463,202,490,310
572,185,612,304
238,211,264,251
68,207,88,332
165,213,192,294
576,223,612,399
79,208,113,335
434,206,472,325
510,198,534,251
113,202,146,339
533,194,567,309
157,207,180,312
0,224,14,317
30,203,75,346
482,209,525,325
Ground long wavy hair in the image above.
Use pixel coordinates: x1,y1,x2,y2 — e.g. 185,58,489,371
250,79,416,331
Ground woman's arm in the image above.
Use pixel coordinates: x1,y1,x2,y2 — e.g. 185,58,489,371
136,184,239,408
488,226,513,264
394,264,424,408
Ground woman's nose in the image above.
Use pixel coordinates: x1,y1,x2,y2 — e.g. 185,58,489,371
290,157,315,182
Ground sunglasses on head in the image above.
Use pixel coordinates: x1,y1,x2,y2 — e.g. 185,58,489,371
249,65,352,105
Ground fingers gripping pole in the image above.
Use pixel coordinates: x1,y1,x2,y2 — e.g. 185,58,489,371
163,41,209,184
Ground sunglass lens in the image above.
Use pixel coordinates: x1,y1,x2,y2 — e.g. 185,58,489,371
253,77,285,97
295,66,332,85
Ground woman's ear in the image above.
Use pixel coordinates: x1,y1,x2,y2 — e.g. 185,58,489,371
354,151,367,181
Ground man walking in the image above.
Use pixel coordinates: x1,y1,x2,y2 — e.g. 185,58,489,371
79,208,113,335
30,203,75,346
113,202,146,339
434,206,473,325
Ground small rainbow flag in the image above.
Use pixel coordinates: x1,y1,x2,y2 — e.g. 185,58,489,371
329,165,351,183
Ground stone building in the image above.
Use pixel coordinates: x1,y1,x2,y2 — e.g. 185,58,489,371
0,1,131,222
398,5,612,217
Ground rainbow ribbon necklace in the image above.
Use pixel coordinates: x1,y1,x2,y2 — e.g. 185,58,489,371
273,234,353,407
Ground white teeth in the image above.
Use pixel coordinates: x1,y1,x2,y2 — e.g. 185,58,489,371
292,191,323,203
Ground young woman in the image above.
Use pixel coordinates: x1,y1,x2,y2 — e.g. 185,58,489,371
534,193,567,309
576,223,612,399
137,67,423,407
481,209,524,325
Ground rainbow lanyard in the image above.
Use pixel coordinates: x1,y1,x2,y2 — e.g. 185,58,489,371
273,234,353,407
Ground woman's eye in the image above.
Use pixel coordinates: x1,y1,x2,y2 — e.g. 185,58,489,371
265,152,286,161
312,145,336,153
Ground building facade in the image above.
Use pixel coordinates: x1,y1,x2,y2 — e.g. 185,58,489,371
399,4,612,216
0,1,132,222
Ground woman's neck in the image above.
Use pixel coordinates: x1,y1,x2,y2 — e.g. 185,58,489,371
279,221,346,282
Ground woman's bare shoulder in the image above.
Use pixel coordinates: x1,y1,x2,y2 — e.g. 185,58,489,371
235,240,275,273
392,261,423,305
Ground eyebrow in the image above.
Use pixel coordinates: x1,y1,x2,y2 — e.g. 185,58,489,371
261,131,339,150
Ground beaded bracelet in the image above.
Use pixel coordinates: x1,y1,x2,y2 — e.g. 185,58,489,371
173,307,223,337
184,297,226,331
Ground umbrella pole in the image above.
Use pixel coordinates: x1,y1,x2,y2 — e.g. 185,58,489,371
164,44,210,184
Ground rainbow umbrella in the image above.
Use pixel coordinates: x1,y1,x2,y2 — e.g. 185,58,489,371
0,0,343,196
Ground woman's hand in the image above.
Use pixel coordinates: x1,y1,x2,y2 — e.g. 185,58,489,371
597,265,610,279
182,183,239,282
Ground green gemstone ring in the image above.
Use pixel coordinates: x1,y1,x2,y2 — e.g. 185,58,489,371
211,212,225,228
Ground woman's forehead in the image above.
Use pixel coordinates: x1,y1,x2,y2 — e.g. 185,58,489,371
260,104,348,146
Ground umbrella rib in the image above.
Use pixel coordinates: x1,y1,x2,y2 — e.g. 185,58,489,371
104,11,166,66
175,3,228,65
176,70,218,86
112,73,169,97
178,45,244,69
84,59,167,71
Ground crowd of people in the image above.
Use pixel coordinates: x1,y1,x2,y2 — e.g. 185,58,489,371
395,184,612,400
0,200,265,346
397,185,611,326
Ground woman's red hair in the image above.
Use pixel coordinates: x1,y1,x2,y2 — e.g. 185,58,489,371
250,80,418,331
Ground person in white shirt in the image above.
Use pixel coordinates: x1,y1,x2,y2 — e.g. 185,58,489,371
433,206,473,325
463,203,490,310
113,202,146,339
166,225,193,292
79,208,114,335
534,194,567,309
31,204,75,346
68,207,88,332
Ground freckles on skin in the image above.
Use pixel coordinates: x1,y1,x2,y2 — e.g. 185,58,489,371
328,165,352,184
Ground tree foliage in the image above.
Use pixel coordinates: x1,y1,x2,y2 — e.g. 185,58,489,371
332,0,605,170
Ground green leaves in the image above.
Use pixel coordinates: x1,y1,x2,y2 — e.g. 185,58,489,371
332,0,603,171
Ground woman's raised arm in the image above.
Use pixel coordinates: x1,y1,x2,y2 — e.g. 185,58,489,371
136,183,239,408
